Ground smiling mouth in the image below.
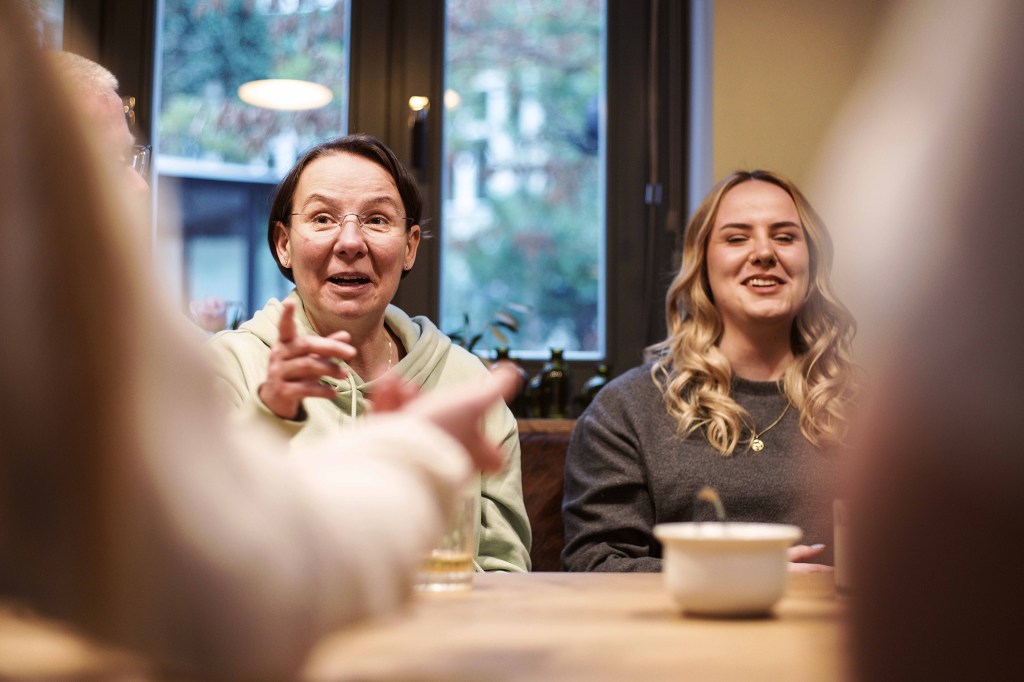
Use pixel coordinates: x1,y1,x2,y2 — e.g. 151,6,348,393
328,274,371,286
744,277,782,287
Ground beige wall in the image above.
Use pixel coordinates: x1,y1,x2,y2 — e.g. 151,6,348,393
713,0,891,188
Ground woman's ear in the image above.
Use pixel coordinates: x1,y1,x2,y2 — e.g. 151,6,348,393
403,224,422,271
273,221,291,268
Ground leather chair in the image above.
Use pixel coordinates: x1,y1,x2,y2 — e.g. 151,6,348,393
518,419,574,571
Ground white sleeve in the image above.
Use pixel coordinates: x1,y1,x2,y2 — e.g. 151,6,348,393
92,315,472,679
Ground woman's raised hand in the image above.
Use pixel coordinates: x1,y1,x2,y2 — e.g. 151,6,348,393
258,300,356,419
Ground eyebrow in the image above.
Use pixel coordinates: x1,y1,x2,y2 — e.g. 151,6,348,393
717,220,802,230
299,193,401,211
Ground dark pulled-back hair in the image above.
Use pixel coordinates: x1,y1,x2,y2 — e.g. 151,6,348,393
267,133,423,281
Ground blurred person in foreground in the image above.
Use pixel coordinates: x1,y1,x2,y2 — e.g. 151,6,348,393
205,134,531,572
0,4,521,680
562,169,857,572
49,49,149,194
810,0,1024,679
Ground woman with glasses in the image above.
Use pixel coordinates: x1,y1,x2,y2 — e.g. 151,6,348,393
562,170,858,573
207,134,531,573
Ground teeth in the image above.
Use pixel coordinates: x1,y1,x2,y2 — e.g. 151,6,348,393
747,279,778,287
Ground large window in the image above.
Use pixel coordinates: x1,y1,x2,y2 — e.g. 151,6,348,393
155,0,351,321
23,0,64,48
65,0,688,377
440,1,605,358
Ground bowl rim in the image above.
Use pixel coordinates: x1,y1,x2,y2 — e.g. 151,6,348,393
653,521,803,544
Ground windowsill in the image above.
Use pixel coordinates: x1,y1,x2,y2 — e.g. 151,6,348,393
156,156,283,184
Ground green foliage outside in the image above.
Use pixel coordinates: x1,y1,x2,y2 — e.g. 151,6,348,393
442,0,603,354
156,0,604,356
159,0,347,166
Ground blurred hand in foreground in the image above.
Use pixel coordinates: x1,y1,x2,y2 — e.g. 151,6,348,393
369,361,523,474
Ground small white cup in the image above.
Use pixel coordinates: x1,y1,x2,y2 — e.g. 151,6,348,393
415,492,477,592
654,522,802,616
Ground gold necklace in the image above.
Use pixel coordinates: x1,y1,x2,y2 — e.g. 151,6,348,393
748,403,791,452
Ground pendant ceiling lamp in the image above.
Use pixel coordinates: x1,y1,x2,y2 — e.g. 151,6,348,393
237,78,333,111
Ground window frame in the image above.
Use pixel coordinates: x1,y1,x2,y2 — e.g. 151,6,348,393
349,0,689,382
67,0,691,392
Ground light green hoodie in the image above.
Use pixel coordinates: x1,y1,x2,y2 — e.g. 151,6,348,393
206,291,531,572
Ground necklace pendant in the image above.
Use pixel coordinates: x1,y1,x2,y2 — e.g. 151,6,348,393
751,438,765,452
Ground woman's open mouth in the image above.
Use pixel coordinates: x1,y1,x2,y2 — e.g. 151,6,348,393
328,274,371,287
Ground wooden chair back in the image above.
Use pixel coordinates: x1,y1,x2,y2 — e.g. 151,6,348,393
518,419,574,571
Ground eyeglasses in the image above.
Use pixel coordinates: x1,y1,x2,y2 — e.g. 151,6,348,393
130,144,151,181
289,211,413,236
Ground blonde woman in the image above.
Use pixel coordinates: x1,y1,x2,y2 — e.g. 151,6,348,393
562,170,857,572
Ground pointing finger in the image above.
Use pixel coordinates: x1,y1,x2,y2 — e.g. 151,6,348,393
278,299,297,344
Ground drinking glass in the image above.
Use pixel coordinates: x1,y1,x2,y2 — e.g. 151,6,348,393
415,491,477,592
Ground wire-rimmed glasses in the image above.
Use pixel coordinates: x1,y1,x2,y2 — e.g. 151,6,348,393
130,144,151,181
289,211,413,237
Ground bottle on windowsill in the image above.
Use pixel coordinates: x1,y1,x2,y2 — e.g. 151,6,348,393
574,363,610,416
539,348,570,419
494,346,530,418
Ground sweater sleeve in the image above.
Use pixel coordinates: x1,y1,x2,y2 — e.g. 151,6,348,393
4,306,473,681
561,371,663,572
102,327,474,680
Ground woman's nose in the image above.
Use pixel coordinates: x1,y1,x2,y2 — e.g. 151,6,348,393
333,216,368,255
749,237,777,266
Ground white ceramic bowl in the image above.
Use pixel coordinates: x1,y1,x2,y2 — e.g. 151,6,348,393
653,522,803,617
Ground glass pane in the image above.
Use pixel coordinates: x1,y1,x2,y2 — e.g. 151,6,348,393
441,0,605,358
156,0,350,325
22,0,63,48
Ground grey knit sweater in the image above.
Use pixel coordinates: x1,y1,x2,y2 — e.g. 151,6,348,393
562,363,838,572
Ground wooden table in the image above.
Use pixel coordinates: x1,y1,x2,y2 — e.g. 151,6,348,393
0,572,844,681
0,602,147,680
303,572,846,681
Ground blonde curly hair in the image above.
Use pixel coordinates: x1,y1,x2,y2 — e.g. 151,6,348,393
646,170,857,455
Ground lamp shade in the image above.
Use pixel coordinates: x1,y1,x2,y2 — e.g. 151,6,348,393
237,78,333,111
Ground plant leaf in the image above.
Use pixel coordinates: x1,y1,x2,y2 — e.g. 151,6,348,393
493,311,519,331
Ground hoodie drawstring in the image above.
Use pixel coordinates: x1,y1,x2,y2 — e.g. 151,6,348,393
347,373,358,419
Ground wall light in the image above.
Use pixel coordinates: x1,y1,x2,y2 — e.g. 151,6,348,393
408,96,430,171
237,78,333,111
